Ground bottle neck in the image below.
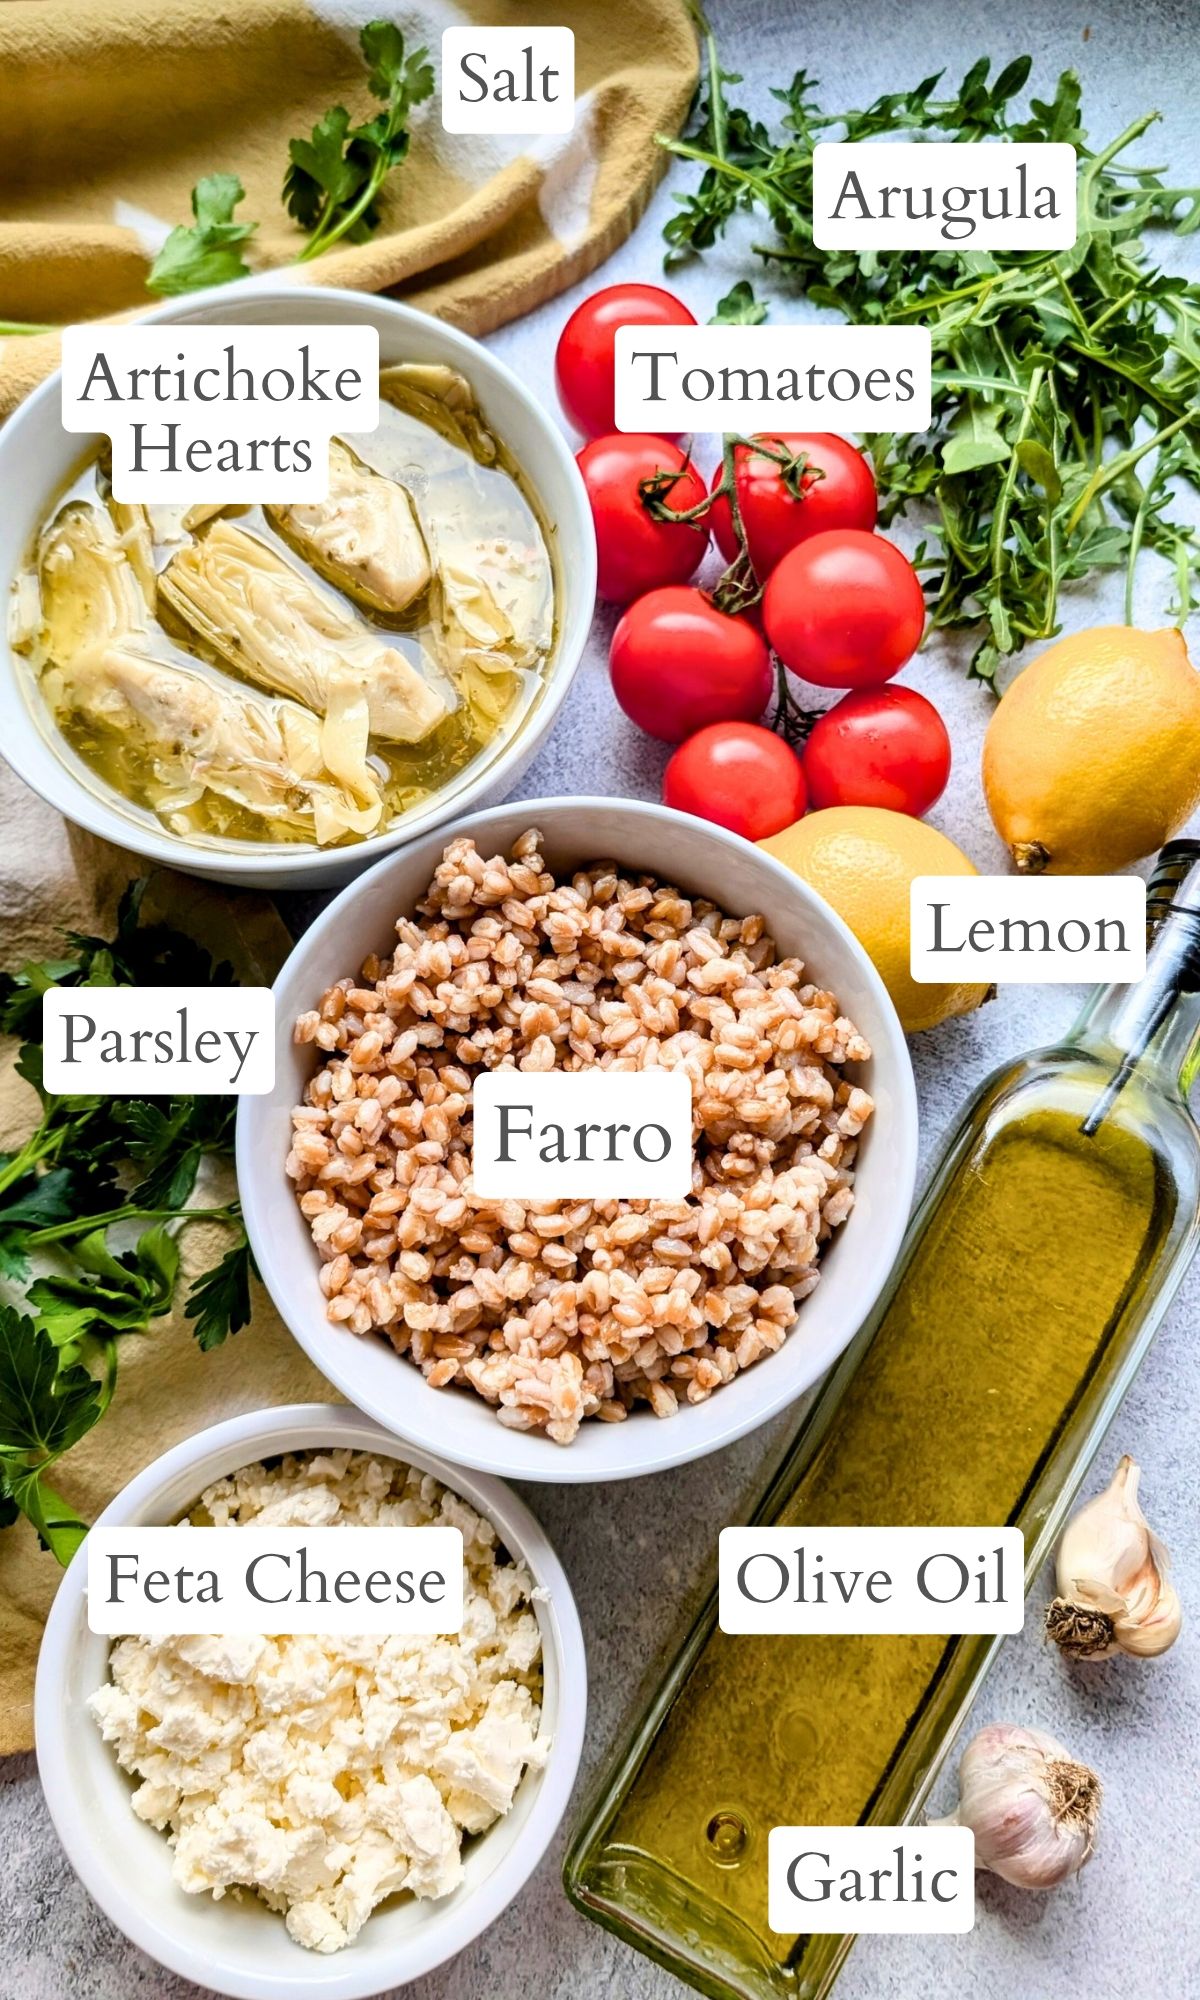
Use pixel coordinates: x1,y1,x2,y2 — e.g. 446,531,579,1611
1072,976,1200,1101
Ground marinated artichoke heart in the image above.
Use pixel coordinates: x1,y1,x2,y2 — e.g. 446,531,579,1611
380,362,498,463
101,493,233,586
432,536,554,680
383,362,476,411
159,520,448,743
267,441,432,614
37,503,383,844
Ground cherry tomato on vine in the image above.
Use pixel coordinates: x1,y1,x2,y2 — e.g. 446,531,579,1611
763,529,926,688
555,283,696,438
610,586,773,743
577,434,709,603
663,722,807,839
709,432,877,576
803,685,951,817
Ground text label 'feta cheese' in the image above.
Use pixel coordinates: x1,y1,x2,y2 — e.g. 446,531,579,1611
720,1527,1024,1635
910,875,1146,984
87,1527,464,1635
441,27,575,133
813,142,1077,250
60,325,380,502
472,1068,693,1200
614,324,931,433
42,987,275,1095
768,1827,975,1935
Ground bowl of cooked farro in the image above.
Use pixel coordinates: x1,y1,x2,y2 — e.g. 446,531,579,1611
238,798,918,1481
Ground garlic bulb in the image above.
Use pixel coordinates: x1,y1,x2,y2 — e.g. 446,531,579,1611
1046,1455,1181,1660
932,1723,1100,1890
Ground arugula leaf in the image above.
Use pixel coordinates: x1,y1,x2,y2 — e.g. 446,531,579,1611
286,22,433,260
942,407,1012,476
186,1235,254,1352
710,280,767,325
146,174,257,297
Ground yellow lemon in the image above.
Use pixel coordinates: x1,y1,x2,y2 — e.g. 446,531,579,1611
760,806,989,1034
983,625,1200,874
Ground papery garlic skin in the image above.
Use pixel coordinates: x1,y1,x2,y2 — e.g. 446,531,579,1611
1046,1455,1182,1660
931,1723,1100,1891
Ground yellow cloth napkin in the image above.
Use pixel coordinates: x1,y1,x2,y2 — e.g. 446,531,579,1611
0,759,333,1753
0,0,698,416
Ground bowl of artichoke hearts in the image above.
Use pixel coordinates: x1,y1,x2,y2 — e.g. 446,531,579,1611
0,285,595,889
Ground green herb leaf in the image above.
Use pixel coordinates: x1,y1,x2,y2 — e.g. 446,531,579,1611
186,1235,254,1352
146,174,257,297
1015,438,1064,502
29,1223,180,1342
942,414,1012,477
286,23,433,259
3,1466,90,1564
0,1167,76,1281
118,1093,234,1210
0,1306,102,1461
284,106,364,229
0,958,77,1040
710,280,768,325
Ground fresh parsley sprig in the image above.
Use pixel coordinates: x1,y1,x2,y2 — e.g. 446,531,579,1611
146,174,257,298
0,883,257,1559
0,1308,107,1564
146,21,433,296
659,45,1200,681
285,22,434,260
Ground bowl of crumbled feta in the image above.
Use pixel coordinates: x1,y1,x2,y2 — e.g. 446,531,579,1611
34,1403,585,2000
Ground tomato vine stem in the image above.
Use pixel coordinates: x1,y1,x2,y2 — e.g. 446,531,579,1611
636,429,823,748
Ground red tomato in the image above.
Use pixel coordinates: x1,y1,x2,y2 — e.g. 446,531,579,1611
610,586,773,743
709,433,877,575
663,723,807,839
763,529,926,688
577,434,709,603
804,686,952,817
555,283,696,438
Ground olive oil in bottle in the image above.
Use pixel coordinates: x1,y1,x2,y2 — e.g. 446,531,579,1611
565,843,1200,2000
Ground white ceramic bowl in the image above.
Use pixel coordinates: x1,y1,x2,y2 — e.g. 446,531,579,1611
35,1402,585,2000
239,798,919,1483
0,284,595,889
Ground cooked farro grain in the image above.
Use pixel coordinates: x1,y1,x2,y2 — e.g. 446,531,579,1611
287,829,874,1445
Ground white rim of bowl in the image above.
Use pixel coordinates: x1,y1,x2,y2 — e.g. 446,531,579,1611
240,796,920,1481
1,283,596,878
34,1402,587,2000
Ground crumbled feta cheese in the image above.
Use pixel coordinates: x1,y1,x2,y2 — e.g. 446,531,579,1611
89,1449,547,1954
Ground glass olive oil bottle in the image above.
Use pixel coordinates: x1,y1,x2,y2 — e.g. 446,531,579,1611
565,842,1200,2000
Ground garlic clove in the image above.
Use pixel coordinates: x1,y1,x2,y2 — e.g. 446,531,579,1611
1113,1571,1182,1657
932,1722,1100,1892
1046,1455,1181,1661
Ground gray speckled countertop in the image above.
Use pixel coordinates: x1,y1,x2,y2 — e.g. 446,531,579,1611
4,1,1199,1995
